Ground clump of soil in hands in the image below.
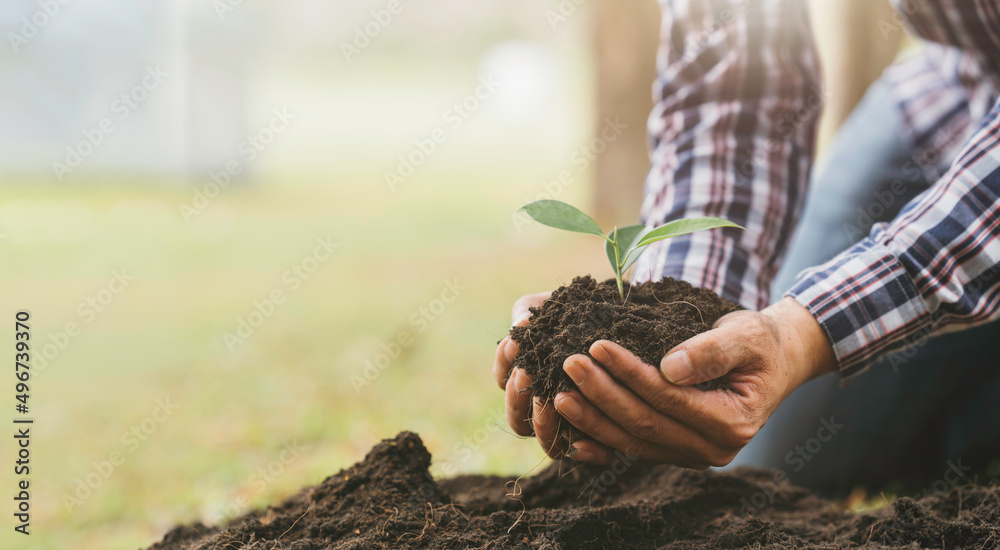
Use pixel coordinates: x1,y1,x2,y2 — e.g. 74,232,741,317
148,431,1000,550
508,275,740,443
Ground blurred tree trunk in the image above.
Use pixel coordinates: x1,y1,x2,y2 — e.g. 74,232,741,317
591,0,661,226
808,0,903,158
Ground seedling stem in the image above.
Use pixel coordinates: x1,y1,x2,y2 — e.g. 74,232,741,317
519,200,744,301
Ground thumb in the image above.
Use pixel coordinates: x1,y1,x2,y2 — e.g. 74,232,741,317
511,292,551,327
659,317,754,386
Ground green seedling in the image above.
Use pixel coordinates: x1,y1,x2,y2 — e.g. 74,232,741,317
519,199,745,300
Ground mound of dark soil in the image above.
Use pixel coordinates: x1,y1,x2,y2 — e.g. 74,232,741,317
508,276,740,443
147,432,1000,549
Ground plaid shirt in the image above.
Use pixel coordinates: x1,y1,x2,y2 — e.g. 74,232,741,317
635,0,1000,378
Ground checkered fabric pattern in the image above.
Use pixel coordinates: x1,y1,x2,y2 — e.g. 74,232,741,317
637,0,1000,377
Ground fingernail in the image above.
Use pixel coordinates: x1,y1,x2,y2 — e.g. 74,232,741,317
513,369,529,392
533,396,547,411
569,443,594,462
564,360,586,386
660,349,693,384
555,395,582,420
503,338,519,362
589,341,608,362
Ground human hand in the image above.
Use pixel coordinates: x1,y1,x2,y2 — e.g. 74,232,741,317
538,297,837,467
493,291,553,445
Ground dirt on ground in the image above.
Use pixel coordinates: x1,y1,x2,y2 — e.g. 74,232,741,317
148,277,1000,549
148,432,1000,550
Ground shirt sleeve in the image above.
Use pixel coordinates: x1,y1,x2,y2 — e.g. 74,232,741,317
632,0,822,311
890,0,1000,92
788,97,1000,379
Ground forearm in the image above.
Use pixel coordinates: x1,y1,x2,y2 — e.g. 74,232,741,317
788,99,1000,378
634,0,822,310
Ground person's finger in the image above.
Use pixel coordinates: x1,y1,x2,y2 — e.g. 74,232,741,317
493,336,518,390
563,353,717,461
588,340,656,385
658,312,767,386
587,342,708,423
532,397,564,459
587,342,752,453
552,390,706,467
568,439,706,471
498,292,547,390
505,368,534,437
565,438,613,465
511,292,551,327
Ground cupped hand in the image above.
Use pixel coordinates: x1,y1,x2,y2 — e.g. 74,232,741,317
548,297,837,467
493,292,554,447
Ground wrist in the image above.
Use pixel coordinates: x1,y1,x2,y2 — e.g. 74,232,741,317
762,297,837,396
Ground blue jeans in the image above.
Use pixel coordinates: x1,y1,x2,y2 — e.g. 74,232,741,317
729,81,1000,496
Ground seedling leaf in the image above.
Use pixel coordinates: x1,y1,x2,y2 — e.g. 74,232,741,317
520,200,606,238
635,218,744,248
605,225,648,272
517,199,744,302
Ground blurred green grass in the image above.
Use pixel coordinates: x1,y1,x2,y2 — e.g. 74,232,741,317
0,167,613,549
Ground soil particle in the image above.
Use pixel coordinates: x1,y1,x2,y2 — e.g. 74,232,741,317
148,432,1000,550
